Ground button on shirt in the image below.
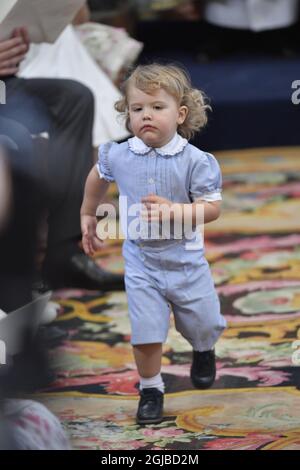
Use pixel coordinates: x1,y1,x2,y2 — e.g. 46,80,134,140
97,133,222,242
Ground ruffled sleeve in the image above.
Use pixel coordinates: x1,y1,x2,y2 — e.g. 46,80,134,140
189,152,222,202
97,142,115,182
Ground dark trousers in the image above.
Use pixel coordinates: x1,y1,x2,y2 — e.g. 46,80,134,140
1,77,94,249
0,77,95,310
198,21,300,59
0,116,40,310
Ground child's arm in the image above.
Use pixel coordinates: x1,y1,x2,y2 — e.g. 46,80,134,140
141,194,221,225
191,198,221,224
80,164,110,255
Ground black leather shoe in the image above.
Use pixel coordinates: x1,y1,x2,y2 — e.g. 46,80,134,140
190,349,216,389
44,252,125,291
136,388,164,425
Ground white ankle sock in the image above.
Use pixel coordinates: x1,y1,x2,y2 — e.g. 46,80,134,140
139,373,165,393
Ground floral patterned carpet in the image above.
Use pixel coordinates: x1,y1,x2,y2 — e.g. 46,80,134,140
36,146,300,450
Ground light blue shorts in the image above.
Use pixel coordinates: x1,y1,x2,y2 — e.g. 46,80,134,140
122,239,227,351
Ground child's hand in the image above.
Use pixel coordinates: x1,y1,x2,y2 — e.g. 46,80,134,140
141,194,183,222
81,214,103,256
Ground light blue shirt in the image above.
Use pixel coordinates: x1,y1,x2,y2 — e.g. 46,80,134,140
97,133,222,244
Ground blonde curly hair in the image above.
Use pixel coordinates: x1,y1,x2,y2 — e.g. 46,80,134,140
115,63,211,140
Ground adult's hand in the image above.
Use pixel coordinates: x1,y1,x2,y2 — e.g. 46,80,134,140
0,28,29,77
11,27,30,48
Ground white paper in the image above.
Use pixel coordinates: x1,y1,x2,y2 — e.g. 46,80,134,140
0,0,18,23
0,0,17,24
0,0,86,43
19,25,130,145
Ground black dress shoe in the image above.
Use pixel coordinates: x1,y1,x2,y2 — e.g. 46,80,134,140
44,252,125,291
136,388,164,425
190,349,216,389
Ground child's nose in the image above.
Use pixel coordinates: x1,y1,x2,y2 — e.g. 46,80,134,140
142,109,152,120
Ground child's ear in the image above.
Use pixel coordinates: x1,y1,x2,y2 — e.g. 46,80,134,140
178,106,188,125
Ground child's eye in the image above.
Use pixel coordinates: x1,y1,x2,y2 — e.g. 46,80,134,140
132,108,142,112
154,106,162,110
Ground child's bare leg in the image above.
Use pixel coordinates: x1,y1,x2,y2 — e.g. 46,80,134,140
133,343,162,378
134,343,164,424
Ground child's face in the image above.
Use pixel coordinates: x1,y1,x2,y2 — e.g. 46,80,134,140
127,86,187,148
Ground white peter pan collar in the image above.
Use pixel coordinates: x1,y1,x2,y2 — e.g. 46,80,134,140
128,132,188,157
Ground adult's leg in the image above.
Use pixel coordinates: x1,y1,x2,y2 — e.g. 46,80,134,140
3,77,93,248
0,116,40,311
3,77,124,290
20,79,125,289
20,78,95,250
